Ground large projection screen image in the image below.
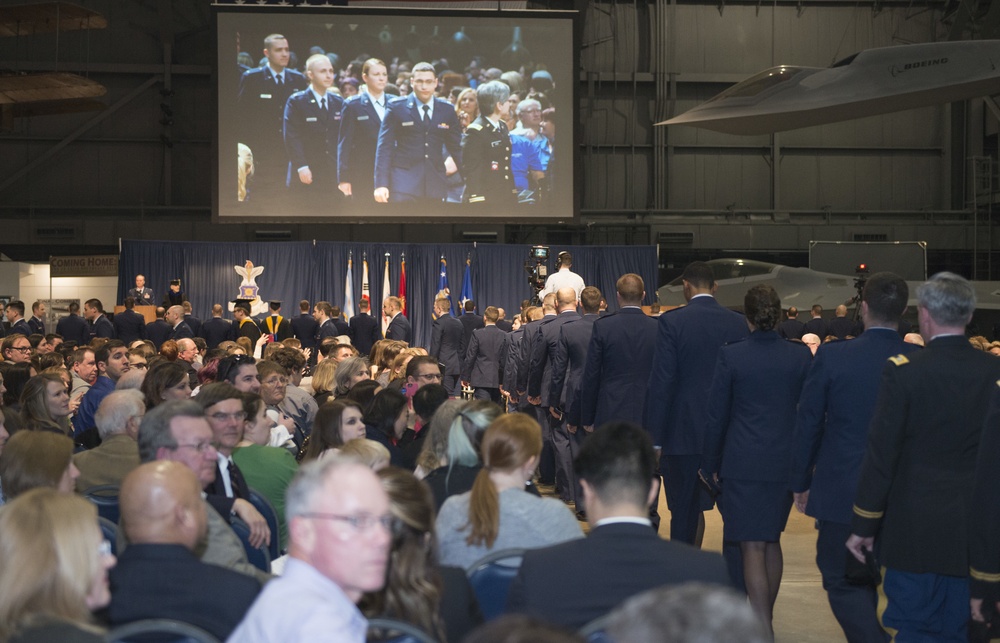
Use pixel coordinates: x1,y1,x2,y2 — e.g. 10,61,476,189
217,8,576,222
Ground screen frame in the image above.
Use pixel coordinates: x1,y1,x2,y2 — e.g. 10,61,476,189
212,3,580,225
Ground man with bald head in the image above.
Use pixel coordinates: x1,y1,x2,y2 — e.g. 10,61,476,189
166,305,194,341
829,304,860,340
229,457,392,642
527,286,581,502
109,461,261,640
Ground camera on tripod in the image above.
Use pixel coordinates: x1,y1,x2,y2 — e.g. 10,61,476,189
523,246,550,305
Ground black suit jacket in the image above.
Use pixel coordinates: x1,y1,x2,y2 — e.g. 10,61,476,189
170,321,194,341
184,314,202,338
349,313,381,357
528,311,581,406
804,316,829,338
386,313,412,343
108,543,261,641
146,319,172,350
549,314,598,417
291,313,319,349
431,315,465,379
113,309,147,344
199,317,232,350
507,522,730,630
463,324,507,387
459,313,485,355
92,315,115,340
56,313,90,347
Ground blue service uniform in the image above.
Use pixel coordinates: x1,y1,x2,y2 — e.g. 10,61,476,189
337,92,384,201
283,89,344,200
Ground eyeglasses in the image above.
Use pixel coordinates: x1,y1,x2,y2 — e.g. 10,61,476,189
417,372,443,381
9,346,30,353
300,512,396,532
208,411,247,422
170,441,216,454
260,377,287,386
131,363,148,370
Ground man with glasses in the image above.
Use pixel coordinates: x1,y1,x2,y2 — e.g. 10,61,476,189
404,355,444,394
373,61,462,205
127,348,148,372
195,382,271,551
1,334,32,364
229,456,391,642
73,389,144,491
138,400,271,583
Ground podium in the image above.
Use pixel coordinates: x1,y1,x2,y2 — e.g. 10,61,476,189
113,305,156,325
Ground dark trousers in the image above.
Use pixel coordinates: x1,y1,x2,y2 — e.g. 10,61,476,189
817,520,888,643
551,415,576,503
473,386,501,404
879,567,969,643
442,374,462,397
662,454,704,544
534,405,555,485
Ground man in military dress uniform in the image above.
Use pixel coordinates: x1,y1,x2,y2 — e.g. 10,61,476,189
461,80,518,208
847,273,1000,642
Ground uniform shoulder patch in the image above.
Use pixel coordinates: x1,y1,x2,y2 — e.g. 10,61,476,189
467,122,483,131
888,354,910,366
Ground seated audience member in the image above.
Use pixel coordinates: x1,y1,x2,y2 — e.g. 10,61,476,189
109,461,261,640
413,398,465,479
462,615,584,643
364,388,409,468
0,430,78,500
141,361,192,409
2,362,32,434
310,359,338,406
436,413,583,568
137,400,271,584
345,378,381,411
507,422,730,629
115,368,145,392
233,393,299,550
73,389,144,492
0,488,115,643
603,583,770,643
339,438,391,471
217,354,260,394
227,457,392,642
256,360,301,443
19,372,72,435
422,401,501,510
334,356,370,398
299,399,366,463
360,467,483,641
399,383,449,470
269,347,318,441
194,383,271,551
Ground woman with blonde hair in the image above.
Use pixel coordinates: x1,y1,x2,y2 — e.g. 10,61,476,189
455,87,479,131
310,358,338,406
373,340,405,385
435,413,582,567
0,488,115,642
19,373,71,435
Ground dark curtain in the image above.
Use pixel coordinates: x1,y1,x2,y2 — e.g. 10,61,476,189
120,240,658,348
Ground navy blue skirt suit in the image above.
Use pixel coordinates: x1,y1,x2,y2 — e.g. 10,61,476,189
701,330,812,541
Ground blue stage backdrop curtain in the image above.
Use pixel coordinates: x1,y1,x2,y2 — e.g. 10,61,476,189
120,240,657,349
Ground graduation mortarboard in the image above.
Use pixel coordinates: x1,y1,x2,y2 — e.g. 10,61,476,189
268,300,282,310
170,278,182,286
231,299,253,314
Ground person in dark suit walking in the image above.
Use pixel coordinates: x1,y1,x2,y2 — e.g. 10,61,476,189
84,298,116,340
114,297,147,345
283,54,344,204
461,81,518,208
579,274,658,432
374,62,462,204
848,273,1000,642
312,301,341,346
383,296,411,344
701,285,812,636
790,272,917,643
199,304,233,350
237,34,307,206
182,302,202,339
57,301,90,347
549,287,601,436
110,461,262,640
290,300,318,354
146,307,172,351
430,297,464,396
459,300,484,355
462,306,507,404
337,58,389,203
777,306,805,340
528,288,581,503
507,422,730,630
348,298,380,358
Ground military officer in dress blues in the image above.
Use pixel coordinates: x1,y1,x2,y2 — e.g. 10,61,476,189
337,58,389,203
283,54,344,205
126,274,154,306
374,62,462,205
461,81,518,209
237,34,307,206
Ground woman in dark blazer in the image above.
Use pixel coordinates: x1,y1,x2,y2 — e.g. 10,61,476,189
701,284,812,637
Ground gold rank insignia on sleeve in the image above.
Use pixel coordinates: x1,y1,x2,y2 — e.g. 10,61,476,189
853,505,884,519
888,354,909,366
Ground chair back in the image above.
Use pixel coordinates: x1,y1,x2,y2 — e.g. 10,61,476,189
106,618,221,643
247,487,281,560
98,516,119,556
83,484,120,524
230,516,271,573
465,548,526,621
367,617,439,643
